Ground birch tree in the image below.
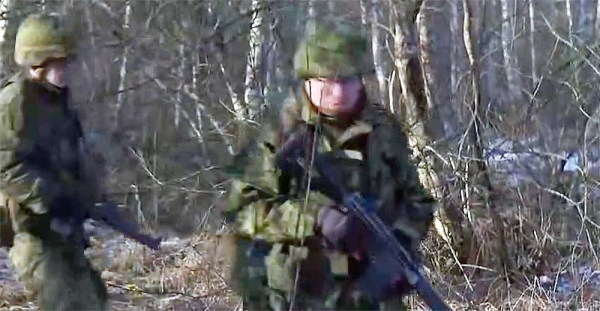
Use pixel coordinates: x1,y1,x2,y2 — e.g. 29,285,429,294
528,0,538,84
371,0,388,108
449,0,462,108
261,6,279,111
0,0,11,79
111,0,132,134
360,0,368,27
243,0,265,121
462,0,510,273
209,3,245,123
308,0,315,19
175,36,185,128
389,0,449,244
500,0,523,104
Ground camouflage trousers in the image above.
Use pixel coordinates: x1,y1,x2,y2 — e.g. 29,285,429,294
9,232,108,310
229,236,408,311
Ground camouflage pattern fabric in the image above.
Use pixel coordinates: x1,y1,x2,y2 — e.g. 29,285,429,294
224,86,436,310
293,19,374,80
14,12,75,67
0,73,108,310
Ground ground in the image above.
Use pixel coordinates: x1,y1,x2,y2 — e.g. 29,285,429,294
2,225,600,310
0,225,241,311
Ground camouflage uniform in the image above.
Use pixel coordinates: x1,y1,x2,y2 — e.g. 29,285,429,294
224,20,437,310
0,13,108,310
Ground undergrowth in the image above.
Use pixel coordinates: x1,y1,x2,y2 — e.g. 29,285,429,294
1,167,599,310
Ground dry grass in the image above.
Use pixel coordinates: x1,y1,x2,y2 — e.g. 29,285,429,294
0,225,599,310
1,174,599,310
0,233,242,311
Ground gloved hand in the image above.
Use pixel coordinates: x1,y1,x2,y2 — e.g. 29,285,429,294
316,204,367,255
50,217,76,241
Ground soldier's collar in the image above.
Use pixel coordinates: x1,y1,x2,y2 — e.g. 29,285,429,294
41,81,66,94
25,77,65,95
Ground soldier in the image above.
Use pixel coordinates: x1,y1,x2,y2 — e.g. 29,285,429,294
0,13,108,310
80,131,112,203
223,19,438,310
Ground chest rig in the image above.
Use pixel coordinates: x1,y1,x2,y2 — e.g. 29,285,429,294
276,120,372,204
19,79,83,180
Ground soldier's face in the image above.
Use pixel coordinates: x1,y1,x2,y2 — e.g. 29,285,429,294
43,58,67,88
30,58,68,88
304,77,364,116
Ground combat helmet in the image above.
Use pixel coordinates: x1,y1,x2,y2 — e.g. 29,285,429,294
294,19,374,80
14,12,75,67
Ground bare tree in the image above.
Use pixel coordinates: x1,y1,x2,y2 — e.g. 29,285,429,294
500,0,523,104
462,0,510,274
528,0,538,84
111,0,132,134
243,0,265,120
0,0,11,79
371,0,387,108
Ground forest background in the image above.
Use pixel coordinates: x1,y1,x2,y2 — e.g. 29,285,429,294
1,0,600,309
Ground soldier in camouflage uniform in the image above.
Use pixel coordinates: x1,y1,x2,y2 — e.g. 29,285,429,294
0,13,108,310
224,19,437,310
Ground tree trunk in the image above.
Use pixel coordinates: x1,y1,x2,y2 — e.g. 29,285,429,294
0,0,11,81
500,0,523,104
112,0,132,134
261,7,279,113
371,0,388,108
243,0,265,120
528,0,538,85
462,0,510,275
175,42,186,128
360,0,368,27
389,0,448,244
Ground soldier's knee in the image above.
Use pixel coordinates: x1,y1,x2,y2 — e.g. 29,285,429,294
9,233,44,291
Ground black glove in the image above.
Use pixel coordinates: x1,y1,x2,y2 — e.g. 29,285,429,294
316,204,367,255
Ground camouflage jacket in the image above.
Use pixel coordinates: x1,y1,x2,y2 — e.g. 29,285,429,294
225,86,437,249
0,72,85,235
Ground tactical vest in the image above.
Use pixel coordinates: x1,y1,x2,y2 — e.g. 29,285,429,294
20,78,84,179
0,75,84,234
1,72,84,172
282,126,368,196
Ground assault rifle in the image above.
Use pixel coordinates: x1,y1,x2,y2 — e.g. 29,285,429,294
310,155,450,310
15,143,162,250
84,200,162,250
274,126,450,310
